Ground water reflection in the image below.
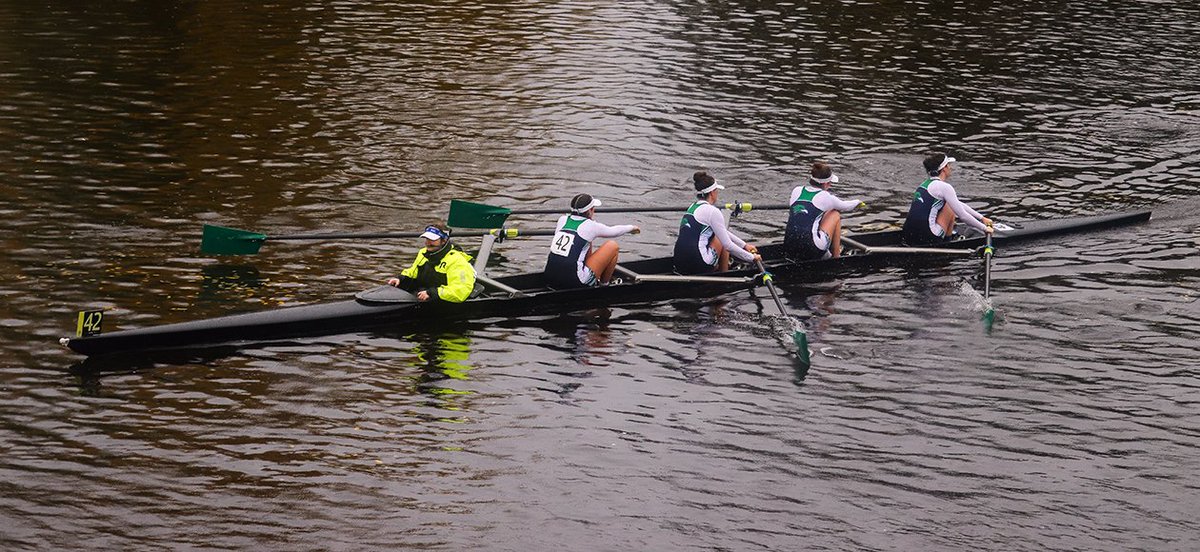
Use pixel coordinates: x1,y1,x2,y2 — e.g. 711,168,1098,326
67,345,242,395
794,285,846,384
197,263,265,302
407,331,474,420
539,308,616,366
800,284,841,338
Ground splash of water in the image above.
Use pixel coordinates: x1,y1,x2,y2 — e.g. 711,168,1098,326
959,281,997,333
959,281,993,313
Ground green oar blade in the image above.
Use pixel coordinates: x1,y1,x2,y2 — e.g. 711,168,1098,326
794,330,810,365
982,307,995,334
448,199,513,229
201,224,267,255
756,258,811,363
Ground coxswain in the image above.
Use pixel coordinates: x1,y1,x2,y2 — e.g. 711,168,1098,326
543,193,640,288
902,152,993,245
673,171,759,274
386,222,477,302
783,162,863,260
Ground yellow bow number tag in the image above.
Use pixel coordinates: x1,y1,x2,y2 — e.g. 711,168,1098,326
76,310,104,337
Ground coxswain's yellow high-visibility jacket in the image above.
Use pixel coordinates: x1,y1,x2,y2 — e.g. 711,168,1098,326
396,244,476,303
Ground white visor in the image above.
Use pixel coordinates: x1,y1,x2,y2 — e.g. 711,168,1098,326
420,225,449,241
570,197,601,213
697,182,725,195
811,173,839,184
938,156,956,172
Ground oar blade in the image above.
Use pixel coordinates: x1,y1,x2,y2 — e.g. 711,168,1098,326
448,199,513,229
982,306,995,334
794,330,810,365
200,224,267,255
756,258,812,361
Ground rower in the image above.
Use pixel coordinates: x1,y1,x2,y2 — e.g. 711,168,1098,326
543,193,640,288
902,152,993,245
673,171,760,274
783,162,864,260
386,222,477,302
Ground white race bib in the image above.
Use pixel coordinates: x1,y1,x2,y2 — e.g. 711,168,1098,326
550,231,576,257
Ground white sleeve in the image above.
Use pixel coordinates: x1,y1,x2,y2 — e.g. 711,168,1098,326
930,181,987,232
697,203,754,262
578,219,636,241
554,215,568,231
813,191,861,213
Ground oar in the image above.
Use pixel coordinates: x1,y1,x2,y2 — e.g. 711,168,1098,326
981,229,996,328
983,231,994,300
755,258,810,364
448,199,789,228
201,224,555,255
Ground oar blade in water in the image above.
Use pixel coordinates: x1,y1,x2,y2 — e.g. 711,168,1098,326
755,259,811,364
793,327,810,365
982,306,996,334
981,230,996,333
200,225,267,255
448,199,513,229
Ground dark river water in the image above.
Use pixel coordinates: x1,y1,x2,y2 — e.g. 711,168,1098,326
3,1,1199,550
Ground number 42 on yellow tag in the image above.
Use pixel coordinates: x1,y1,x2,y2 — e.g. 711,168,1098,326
76,310,104,337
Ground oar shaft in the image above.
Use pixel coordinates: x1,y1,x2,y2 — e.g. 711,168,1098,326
267,228,557,241
763,273,790,315
268,232,422,241
508,203,790,215
983,232,994,300
755,259,791,316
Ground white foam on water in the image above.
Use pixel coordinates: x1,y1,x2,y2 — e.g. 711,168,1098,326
959,281,993,313
818,346,846,360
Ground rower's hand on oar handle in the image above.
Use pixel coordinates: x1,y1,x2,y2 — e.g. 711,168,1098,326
857,201,867,210
387,277,400,287
745,244,762,263
630,226,641,235
982,217,995,234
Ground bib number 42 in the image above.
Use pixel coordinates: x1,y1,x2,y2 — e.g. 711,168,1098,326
550,231,576,257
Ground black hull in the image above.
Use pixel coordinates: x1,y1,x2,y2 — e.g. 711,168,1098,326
61,210,1150,357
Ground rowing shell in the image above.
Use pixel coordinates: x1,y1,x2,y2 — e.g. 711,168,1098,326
60,210,1151,357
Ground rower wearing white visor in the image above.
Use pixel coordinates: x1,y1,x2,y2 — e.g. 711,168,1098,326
902,152,993,245
543,193,640,289
783,162,864,260
673,171,760,274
